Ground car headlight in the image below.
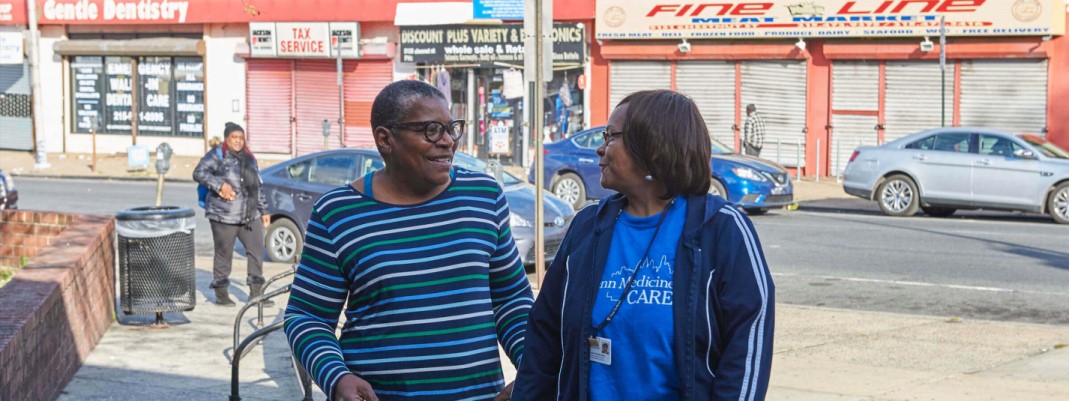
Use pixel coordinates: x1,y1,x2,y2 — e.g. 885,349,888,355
732,167,768,182
510,214,533,228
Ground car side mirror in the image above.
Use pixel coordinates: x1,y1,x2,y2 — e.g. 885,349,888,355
1013,149,1037,160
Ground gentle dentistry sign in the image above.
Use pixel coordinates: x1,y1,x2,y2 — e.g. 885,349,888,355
595,0,1066,39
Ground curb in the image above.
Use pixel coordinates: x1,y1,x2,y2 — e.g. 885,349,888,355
11,172,196,183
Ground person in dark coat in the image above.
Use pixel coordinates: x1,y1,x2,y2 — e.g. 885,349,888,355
193,122,271,306
512,90,774,401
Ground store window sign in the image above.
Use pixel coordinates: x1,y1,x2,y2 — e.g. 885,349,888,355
400,23,585,64
0,31,23,65
595,0,1065,39
41,0,190,23
473,0,524,20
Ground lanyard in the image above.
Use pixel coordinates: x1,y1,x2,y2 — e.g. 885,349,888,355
589,199,675,344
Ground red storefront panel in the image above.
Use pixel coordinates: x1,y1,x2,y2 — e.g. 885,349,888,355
246,59,294,154
0,0,27,25
343,60,392,149
294,60,342,156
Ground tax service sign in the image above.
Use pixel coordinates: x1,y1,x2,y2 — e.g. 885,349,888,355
595,0,1066,39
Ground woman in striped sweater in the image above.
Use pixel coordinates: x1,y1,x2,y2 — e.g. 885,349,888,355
284,80,534,401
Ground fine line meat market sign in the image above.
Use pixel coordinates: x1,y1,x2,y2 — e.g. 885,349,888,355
399,23,586,65
595,0,1066,39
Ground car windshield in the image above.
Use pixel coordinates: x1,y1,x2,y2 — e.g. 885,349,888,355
711,138,734,155
1018,134,1069,159
453,153,523,186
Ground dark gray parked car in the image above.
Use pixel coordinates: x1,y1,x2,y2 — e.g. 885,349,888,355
0,169,17,210
260,149,575,264
842,128,1069,224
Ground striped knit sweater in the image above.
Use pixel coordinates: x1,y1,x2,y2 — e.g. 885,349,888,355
284,168,534,400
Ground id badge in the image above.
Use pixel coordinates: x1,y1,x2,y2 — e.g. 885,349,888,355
588,336,612,365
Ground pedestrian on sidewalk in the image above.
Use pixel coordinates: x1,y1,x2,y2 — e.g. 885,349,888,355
743,103,766,157
192,122,271,307
512,90,775,401
283,80,533,401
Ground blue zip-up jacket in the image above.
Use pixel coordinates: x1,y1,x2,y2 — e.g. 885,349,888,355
513,193,774,401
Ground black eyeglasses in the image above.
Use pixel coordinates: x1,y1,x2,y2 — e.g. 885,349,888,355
390,120,466,142
602,130,623,144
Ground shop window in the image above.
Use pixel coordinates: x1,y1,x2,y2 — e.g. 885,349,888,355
70,56,204,137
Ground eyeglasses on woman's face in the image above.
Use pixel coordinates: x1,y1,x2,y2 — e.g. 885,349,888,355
390,120,466,142
601,130,624,145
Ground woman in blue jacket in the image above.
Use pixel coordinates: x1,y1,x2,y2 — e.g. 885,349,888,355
512,90,774,401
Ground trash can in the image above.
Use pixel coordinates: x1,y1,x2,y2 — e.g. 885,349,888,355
116,206,197,319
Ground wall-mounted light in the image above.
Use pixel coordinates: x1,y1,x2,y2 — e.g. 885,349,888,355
678,38,691,53
919,37,934,52
795,38,806,51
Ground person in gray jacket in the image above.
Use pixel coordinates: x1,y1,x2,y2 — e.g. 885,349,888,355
193,122,271,306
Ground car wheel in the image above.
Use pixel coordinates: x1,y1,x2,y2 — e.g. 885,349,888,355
876,175,920,217
922,206,956,218
744,208,768,216
708,179,727,200
553,173,587,210
1048,182,1069,224
266,218,303,263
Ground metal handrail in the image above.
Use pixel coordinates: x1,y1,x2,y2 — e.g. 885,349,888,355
232,265,296,359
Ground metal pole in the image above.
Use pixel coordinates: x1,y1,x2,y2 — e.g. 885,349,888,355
835,139,841,181
816,138,821,183
337,41,345,148
940,16,946,128
154,174,165,206
795,139,801,181
91,126,97,173
533,0,546,287
27,0,49,169
467,69,476,154
776,139,781,165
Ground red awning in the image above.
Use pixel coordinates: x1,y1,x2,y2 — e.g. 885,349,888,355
0,0,27,26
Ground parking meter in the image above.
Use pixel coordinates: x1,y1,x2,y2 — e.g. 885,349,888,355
155,143,173,175
322,119,331,151
154,143,173,206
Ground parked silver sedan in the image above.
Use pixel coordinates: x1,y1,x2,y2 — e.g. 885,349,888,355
842,128,1069,224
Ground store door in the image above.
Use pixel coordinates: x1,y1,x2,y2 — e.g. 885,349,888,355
830,61,880,176
294,60,342,156
885,61,955,143
0,62,33,151
608,61,671,112
676,61,736,147
960,59,1048,133
740,61,807,167
246,59,295,154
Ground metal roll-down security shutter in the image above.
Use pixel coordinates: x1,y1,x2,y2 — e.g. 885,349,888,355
884,60,956,142
960,59,1047,133
608,61,671,112
676,61,737,146
294,60,342,156
246,59,294,154
740,60,807,167
0,62,33,151
343,60,393,149
830,61,879,176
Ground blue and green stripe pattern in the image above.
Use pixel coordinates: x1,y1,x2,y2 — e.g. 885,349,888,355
284,169,533,400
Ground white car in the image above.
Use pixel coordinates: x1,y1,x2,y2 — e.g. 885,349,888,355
842,128,1069,224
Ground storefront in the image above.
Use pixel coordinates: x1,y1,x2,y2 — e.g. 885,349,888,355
0,0,30,151
591,0,1069,176
243,21,395,157
398,21,588,166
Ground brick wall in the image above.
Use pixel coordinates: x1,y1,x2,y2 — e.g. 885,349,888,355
0,211,74,266
0,211,116,401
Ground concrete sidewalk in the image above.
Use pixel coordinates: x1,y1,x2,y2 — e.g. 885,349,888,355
56,258,1069,401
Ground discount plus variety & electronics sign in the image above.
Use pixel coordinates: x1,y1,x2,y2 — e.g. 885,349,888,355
595,0,1065,39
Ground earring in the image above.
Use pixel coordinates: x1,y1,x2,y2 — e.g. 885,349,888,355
644,175,653,181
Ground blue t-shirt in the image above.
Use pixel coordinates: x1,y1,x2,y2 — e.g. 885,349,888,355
590,196,686,401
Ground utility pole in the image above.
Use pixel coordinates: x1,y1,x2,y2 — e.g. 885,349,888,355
336,38,345,148
27,0,49,169
526,0,552,287
940,16,946,128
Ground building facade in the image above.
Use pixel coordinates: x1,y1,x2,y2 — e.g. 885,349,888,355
0,0,31,151
588,0,1069,176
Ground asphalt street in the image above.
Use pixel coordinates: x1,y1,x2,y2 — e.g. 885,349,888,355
15,177,1069,325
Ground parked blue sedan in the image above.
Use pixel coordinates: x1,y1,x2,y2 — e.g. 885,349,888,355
531,126,794,214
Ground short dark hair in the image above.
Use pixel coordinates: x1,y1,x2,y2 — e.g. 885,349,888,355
370,80,447,129
617,90,711,198
746,104,756,112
